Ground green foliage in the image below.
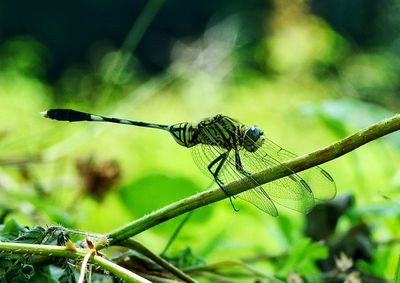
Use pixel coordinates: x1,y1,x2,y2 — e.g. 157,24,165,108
163,247,206,269
1,1,400,282
0,220,71,282
278,238,328,276
119,174,200,215
0,218,25,241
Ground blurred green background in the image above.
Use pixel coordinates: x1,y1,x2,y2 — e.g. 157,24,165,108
0,0,399,281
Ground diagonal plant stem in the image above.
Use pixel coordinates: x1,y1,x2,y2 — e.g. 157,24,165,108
161,211,193,256
102,114,400,246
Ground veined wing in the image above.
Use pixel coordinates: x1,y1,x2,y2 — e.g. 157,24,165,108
239,148,316,213
191,122,317,215
252,138,337,201
232,132,336,213
231,128,335,212
192,143,278,216
191,118,336,215
212,120,336,214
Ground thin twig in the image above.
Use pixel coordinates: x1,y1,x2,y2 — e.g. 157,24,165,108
161,211,193,256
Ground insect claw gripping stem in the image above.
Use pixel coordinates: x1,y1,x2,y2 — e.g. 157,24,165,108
230,197,240,212
215,178,240,212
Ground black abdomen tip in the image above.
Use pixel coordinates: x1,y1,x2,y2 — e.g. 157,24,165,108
42,109,91,122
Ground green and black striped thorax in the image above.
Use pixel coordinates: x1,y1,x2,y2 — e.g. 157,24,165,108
168,114,266,152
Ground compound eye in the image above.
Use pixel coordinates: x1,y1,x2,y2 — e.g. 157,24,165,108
243,126,265,152
249,126,263,139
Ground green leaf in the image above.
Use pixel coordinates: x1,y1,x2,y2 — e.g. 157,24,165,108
279,238,328,276
304,98,400,146
33,266,59,283
0,218,26,241
58,261,77,283
119,174,211,221
21,264,35,279
163,247,205,269
358,245,400,280
15,226,46,243
119,173,212,234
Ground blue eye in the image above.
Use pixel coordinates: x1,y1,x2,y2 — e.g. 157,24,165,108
243,126,265,152
247,126,262,141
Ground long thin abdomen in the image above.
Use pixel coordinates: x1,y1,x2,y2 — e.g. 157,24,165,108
42,108,170,130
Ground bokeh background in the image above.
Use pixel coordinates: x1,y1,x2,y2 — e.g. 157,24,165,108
1,0,399,281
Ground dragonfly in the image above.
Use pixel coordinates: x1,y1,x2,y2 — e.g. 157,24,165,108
41,108,336,216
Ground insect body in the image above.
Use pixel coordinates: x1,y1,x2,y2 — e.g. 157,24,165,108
42,109,336,216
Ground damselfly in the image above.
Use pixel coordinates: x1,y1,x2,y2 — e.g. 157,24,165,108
42,109,336,216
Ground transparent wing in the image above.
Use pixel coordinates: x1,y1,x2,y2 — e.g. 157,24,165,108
255,138,337,201
191,120,336,215
235,134,336,212
239,148,316,213
192,143,278,216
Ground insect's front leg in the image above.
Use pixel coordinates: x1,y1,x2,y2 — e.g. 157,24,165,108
207,151,239,211
207,151,229,191
234,151,261,197
234,151,251,177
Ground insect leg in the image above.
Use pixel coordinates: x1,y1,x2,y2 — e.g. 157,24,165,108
234,151,261,193
207,151,239,212
235,151,251,177
207,151,228,189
